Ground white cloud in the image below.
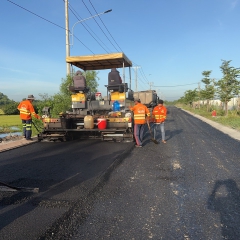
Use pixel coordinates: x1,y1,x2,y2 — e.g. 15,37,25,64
0,66,39,76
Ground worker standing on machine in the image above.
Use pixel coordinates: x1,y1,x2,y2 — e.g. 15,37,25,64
17,95,41,140
130,98,150,147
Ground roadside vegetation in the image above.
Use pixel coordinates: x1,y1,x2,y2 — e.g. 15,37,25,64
0,115,21,134
178,60,240,113
175,59,240,131
176,104,240,131
1,61,239,135
0,71,99,136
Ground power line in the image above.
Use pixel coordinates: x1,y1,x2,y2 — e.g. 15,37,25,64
88,0,123,52
131,61,150,86
139,67,151,85
68,3,111,52
82,0,119,52
68,1,110,53
7,0,67,31
7,0,97,54
73,35,95,54
6,0,170,85
154,82,199,87
130,68,148,87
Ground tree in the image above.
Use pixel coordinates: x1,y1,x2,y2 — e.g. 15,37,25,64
3,102,19,115
201,70,215,112
182,89,198,106
215,60,240,115
0,92,14,106
37,70,99,117
0,92,18,115
37,75,73,117
36,93,55,117
84,70,99,93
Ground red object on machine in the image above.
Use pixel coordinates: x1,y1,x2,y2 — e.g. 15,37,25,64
212,110,217,117
97,118,107,129
95,92,102,100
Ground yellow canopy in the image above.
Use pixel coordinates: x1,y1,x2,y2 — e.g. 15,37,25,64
66,52,132,71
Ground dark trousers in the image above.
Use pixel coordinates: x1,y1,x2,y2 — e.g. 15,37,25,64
134,124,145,146
22,119,32,139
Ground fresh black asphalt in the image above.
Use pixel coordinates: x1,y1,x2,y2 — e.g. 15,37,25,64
0,106,240,239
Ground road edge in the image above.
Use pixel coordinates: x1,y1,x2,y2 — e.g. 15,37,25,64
180,108,240,141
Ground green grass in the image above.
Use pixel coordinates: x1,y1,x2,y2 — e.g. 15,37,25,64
0,115,20,126
213,116,240,130
0,115,43,136
177,104,240,131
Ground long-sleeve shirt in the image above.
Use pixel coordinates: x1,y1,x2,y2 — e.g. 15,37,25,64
130,103,150,124
17,100,39,120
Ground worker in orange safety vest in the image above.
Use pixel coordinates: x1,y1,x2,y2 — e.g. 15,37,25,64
130,98,150,147
17,94,41,140
152,99,167,143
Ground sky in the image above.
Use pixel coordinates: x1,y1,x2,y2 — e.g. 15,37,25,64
1,0,240,102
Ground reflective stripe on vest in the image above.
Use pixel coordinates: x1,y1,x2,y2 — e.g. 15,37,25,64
134,113,146,120
154,115,166,120
19,109,31,116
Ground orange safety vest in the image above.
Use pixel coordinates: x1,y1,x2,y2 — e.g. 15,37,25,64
17,100,39,120
130,103,150,124
152,105,167,123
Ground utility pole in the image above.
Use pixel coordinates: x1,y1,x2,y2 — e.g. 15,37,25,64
149,82,154,90
65,0,70,76
132,66,140,92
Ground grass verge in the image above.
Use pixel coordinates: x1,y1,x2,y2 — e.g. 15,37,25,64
176,104,240,131
0,115,43,136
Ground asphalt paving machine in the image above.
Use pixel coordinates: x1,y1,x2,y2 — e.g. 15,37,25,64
38,53,136,142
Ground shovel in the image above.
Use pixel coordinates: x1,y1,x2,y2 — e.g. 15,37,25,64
146,121,159,144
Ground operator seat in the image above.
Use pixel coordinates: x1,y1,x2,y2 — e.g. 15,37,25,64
69,71,89,93
107,68,127,93
108,68,121,86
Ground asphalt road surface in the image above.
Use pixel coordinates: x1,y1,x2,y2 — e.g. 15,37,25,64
0,106,240,240
0,138,134,240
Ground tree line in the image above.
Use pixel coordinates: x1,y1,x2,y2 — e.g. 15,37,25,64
178,60,240,115
0,70,99,117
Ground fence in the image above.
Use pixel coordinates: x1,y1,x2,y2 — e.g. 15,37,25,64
194,97,240,110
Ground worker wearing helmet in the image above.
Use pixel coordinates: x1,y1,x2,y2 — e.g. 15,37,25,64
130,99,150,147
17,94,41,140
152,99,167,143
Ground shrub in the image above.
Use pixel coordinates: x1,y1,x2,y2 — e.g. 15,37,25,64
3,102,19,115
